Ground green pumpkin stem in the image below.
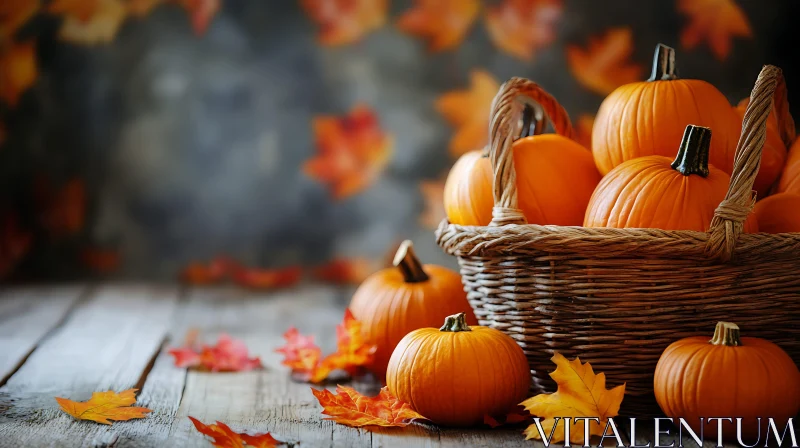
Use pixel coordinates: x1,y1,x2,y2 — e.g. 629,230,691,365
393,240,429,283
671,125,711,177
648,44,677,81
710,321,742,346
439,312,472,332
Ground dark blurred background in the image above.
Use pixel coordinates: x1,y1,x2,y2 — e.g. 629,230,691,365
1,0,798,283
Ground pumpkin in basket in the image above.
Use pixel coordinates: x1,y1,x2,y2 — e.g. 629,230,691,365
777,137,800,195
386,312,531,427
592,44,739,176
732,98,788,196
654,322,800,441
585,125,758,232
753,193,800,233
444,91,601,227
349,241,476,377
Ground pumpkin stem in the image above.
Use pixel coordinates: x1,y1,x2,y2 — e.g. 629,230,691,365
519,102,546,138
709,321,742,346
648,44,677,81
393,240,429,283
671,125,711,177
439,313,472,332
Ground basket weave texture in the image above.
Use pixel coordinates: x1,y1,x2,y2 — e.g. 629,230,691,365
436,65,800,416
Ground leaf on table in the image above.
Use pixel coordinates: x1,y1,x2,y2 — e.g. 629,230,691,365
0,211,32,279
34,176,86,238
484,406,531,428
229,265,302,290
310,258,377,285
396,0,480,52
313,385,425,428
419,179,446,229
189,416,281,448
56,389,151,425
300,0,388,46
0,0,40,41
169,333,262,372
435,69,499,157
80,246,121,274
484,0,562,61
521,352,626,444
174,0,220,35
574,114,594,150
275,327,323,381
678,0,752,61
303,104,393,200
0,41,37,107
56,0,127,45
566,27,643,96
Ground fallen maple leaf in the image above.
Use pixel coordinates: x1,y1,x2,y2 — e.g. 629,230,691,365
313,385,424,428
300,0,388,46
34,177,86,238
484,0,562,61
310,258,377,285
521,353,625,445
419,179,445,229
56,389,151,425
678,0,752,61
396,0,480,52
0,41,37,107
566,27,643,96
229,265,302,290
189,416,281,448
435,69,499,157
303,104,393,200
175,0,219,35
574,114,594,150
275,327,322,380
80,246,121,274
0,211,32,279
0,0,40,41
56,0,127,45
169,333,262,372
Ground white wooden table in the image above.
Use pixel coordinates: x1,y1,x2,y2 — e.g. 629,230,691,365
0,285,735,447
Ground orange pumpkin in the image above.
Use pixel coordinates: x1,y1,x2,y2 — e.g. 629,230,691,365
753,193,800,233
349,241,476,377
654,321,800,441
386,312,531,427
778,137,800,195
592,44,738,176
585,125,758,232
732,98,787,196
444,90,602,227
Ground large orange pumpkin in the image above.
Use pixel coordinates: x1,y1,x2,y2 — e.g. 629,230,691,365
585,125,757,232
778,137,800,195
386,312,531,427
444,87,602,226
654,321,800,442
753,192,800,233
592,44,739,176
348,241,476,377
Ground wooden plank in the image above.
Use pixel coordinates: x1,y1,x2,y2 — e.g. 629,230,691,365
0,285,179,447
0,286,85,383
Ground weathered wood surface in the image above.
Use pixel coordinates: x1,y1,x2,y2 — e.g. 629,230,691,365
0,285,746,447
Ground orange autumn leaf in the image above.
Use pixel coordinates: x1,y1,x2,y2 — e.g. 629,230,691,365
180,257,231,284
175,0,220,35
80,246,121,274
0,41,37,107
57,0,127,45
169,332,262,372
436,69,499,157
230,265,302,290
275,327,323,380
0,212,32,279
56,389,151,425
574,114,594,150
310,258,377,285
313,385,424,428
419,179,445,229
35,177,86,237
678,0,752,61
566,27,643,96
300,0,388,46
189,416,281,448
0,0,40,41
396,0,480,52
485,0,562,61
521,353,626,444
304,104,392,200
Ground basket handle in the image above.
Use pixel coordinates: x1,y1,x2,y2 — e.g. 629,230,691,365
706,65,792,261
487,78,577,226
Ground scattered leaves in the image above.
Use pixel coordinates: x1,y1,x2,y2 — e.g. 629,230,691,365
521,353,625,444
678,0,752,61
168,333,262,372
574,114,594,150
310,258,377,285
566,27,643,96
34,177,86,238
189,416,281,448
419,179,445,229
56,389,151,425
435,69,499,157
303,104,393,200
0,212,32,279
0,0,40,41
485,0,562,61
313,385,425,428
276,310,376,383
80,246,121,274
300,0,388,46
0,41,37,107
56,0,127,45
230,265,302,290
396,0,480,52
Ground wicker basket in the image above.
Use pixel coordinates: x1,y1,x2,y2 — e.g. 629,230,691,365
436,65,800,416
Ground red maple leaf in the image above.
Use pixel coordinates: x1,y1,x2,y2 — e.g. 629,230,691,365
189,416,281,447
169,333,262,372
300,0,388,46
484,0,562,61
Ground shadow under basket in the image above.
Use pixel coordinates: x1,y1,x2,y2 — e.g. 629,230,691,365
436,66,800,416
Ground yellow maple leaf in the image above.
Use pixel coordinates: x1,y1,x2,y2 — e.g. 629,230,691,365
435,69,499,157
57,0,127,45
566,27,643,96
396,0,480,52
0,0,40,41
56,388,152,425
521,353,625,445
678,0,752,61
0,41,37,107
